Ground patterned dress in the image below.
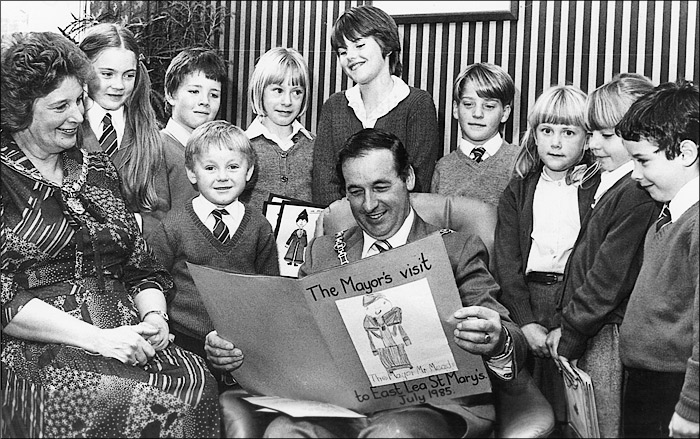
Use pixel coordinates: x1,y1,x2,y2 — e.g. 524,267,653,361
1,132,220,438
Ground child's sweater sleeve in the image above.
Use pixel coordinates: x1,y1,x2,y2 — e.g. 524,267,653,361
677,261,699,422
493,180,535,326
255,220,280,276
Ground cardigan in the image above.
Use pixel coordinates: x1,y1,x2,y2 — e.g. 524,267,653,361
240,131,315,212
556,173,660,359
619,203,699,423
430,141,520,207
149,200,280,340
493,170,600,326
311,87,440,206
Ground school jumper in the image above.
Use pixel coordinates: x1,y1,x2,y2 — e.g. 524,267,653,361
431,141,520,207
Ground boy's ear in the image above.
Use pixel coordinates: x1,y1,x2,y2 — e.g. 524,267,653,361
452,101,459,120
246,164,255,182
186,167,198,185
679,139,699,167
500,104,512,124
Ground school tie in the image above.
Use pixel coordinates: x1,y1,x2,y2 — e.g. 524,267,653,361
372,239,392,253
99,113,118,157
211,209,230,244
655,204,671,232
470,146,486,163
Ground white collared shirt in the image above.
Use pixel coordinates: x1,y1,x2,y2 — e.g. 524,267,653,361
87,104,126,148
527,170,580,274
345,75,410,128
668,176,699,221
458,132,503,161
163,118,192,147
191,195,245,238
245,116,312,151
592,160,634,208
361,209,415,258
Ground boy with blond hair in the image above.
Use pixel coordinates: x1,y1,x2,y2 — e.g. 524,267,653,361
149,120,279,390
430,62,518,206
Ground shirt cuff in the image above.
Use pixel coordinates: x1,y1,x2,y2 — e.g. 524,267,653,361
485,326,514,380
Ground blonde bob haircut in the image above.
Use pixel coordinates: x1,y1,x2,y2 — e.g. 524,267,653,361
185,120,256,171
249,47,310,117
585,73,655,132
514,84,588,179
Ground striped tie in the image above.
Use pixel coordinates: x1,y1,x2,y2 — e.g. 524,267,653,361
211,209,230,244
99,113,118,157
655,204,671,232
372,239,392,253
470,146,486,163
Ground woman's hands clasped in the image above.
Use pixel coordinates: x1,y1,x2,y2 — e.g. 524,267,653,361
142,312,171,351
95,323,159,366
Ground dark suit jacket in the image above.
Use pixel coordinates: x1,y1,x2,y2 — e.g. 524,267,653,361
299,213,528,422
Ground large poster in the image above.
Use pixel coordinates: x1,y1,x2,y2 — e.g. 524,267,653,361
188,233,491,414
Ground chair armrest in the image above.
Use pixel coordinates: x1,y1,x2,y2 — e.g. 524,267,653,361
220,388,267,438
494,369,555,438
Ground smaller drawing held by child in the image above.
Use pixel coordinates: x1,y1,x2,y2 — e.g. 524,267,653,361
284,209,308,266
363,293,413,375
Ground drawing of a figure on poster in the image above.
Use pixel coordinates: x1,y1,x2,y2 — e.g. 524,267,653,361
336,278,458,387
363,293,413,375
284,209,308,266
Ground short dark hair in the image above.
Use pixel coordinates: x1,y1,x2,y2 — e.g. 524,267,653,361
164,47,228,113
1,32,93,132
335,128,412,194
616,79,699,160
330,5,402,77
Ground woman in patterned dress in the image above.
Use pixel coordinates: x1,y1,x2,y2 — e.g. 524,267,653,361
1,31,220,437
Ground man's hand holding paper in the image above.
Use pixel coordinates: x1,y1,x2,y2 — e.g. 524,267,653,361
451,306,505,357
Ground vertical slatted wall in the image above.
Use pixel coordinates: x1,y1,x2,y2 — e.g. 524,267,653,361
216,1,699,156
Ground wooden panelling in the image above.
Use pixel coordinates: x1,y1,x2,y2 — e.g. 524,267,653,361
216,1,698,156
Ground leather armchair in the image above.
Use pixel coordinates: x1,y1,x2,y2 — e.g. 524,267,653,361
311,192,555,438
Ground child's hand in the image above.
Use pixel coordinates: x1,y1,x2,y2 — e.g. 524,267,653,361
521,323,550,358
669,412,699,438
205,330,245,372
545,327,562,359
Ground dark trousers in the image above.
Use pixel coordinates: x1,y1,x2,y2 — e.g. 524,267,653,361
622,367,685,438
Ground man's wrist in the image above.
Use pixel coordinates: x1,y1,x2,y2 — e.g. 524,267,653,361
489,325,511,359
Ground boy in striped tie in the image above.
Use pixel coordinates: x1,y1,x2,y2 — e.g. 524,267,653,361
430,62,519,207
617,79,699,438
149,120,279,392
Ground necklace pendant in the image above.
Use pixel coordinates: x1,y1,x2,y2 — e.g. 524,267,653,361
66,197,85,214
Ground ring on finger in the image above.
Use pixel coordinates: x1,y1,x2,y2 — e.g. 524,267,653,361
483,332,491,344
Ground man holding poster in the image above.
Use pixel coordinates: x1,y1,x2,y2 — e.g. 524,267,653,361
206,128,526,437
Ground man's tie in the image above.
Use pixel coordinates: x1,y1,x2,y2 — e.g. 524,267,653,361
470,146,486,163
655,204,671,232
372,239,392,253
99,113,118,157
211,209,231,244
